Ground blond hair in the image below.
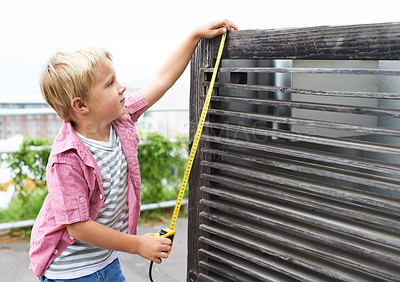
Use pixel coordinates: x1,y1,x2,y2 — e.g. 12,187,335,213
40,48,112,121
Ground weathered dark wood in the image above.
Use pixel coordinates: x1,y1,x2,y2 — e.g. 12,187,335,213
189,22,400,282
200,172,400,228
188,38,213,282
207,95,400,117
201,148,400,193
204,81,400,99
204,67,400,76
207,108,400,136
199,209,400,281
187,40,203,282
198,246,275,281
211,22,400,60
198,260,256,282
200,160,400,214
204,122,400,155
201,134,400,175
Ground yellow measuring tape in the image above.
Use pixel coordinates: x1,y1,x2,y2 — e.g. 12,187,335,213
154,33,227,251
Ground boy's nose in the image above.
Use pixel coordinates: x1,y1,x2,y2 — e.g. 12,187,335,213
120,84,126,95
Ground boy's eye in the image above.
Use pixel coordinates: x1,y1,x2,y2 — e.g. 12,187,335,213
108,79,114,87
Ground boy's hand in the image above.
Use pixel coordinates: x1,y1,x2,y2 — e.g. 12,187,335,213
136,233,172,264
193,19,239,40
141,18,237,111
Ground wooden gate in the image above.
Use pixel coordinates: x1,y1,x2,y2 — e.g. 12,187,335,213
188,22,400,281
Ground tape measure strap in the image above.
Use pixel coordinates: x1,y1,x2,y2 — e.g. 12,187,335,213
169,33,227,231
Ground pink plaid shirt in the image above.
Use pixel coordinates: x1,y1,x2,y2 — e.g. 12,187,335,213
29,93,148,277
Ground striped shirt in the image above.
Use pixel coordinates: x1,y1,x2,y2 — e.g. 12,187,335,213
44,125,129,279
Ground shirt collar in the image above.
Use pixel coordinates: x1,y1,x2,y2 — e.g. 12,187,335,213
50,121,94,163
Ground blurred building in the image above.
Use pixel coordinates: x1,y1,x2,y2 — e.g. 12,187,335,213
0,94,61,140
0,90,189,141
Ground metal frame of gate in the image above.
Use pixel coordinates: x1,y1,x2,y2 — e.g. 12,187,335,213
188,22,400,282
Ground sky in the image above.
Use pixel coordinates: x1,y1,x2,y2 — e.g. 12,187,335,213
0,0,399,110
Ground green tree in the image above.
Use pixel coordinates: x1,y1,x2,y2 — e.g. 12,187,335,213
0,137,51,221
138,132,188,204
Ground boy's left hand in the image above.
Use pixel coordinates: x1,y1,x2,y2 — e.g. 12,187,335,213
193,19,239,39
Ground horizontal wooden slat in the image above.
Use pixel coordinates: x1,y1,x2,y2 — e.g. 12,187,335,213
200,160,400,218
201,135,400,175
202,147,400,193
206,95,400,117
204,122,400,155
200,197,400,277
210,22,400,60
199,259,268,282
199,210,400,281
198,247,274,281
204,81,400,100
199,236,325,282
208,108,400,137
200,184,400,251
200,172,399,231
204,67,400,76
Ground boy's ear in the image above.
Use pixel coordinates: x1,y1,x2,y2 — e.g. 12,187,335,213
71,97,89,114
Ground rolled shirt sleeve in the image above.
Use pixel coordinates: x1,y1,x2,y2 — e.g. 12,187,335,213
125,92,148,122
47,155,91,225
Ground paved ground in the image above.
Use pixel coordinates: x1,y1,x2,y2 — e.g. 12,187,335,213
0,218,188,282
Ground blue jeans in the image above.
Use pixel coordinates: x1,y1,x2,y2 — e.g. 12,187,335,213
38,258,126,282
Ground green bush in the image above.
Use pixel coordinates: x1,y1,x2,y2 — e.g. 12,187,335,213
0,133,188,223
138,132,188,204
0,137,51,222
6,136,51,187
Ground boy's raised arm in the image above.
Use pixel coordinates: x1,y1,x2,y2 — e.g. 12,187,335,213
140,19,238,110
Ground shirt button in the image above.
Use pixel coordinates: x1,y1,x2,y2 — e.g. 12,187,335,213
70,236,75,240
132,157,135,164
99,194,103,200
53,249,58,255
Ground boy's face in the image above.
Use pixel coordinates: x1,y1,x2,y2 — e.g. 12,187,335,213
87,60,127,123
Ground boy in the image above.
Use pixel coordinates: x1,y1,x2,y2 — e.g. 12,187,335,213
29,19,238,281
